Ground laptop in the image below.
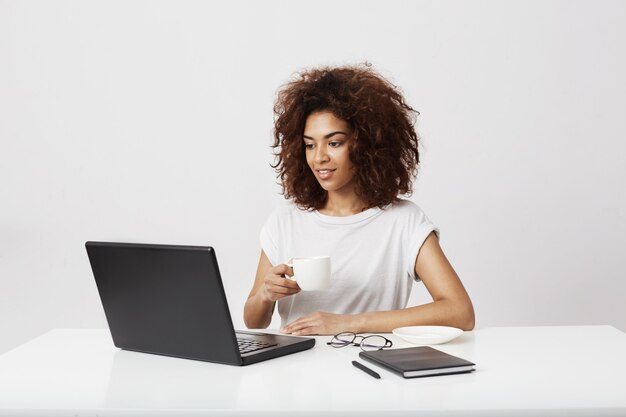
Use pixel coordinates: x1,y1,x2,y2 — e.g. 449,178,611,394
85,241,315,365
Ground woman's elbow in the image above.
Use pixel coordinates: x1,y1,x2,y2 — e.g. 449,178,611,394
458,300,475,331
443,295,474,331
244,314,269,330
243,300,271,330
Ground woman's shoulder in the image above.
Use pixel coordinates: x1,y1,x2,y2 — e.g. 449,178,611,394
388,198,428,217
263,200,313,226
267,200,311,216
387,199,439,237
385,199,435,227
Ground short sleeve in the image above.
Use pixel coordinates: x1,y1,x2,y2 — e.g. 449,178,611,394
259,209,280,266
403,203,440,282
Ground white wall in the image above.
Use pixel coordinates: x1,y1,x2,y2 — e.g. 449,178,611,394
1,0,625,354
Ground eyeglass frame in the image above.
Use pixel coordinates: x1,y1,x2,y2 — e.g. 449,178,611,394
326,331,393,352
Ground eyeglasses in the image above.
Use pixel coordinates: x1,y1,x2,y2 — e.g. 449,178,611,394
326,332,393,352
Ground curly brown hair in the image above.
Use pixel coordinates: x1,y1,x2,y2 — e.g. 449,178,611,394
272,63,420,210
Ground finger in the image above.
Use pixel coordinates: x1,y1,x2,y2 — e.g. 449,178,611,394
272,264,293,277
282,324,316,335
293,311,323,324
265,278,301,302
283,315,319,334
281,318,304,334
267,282,300,295
291,325,320,336
285,259,294,276
267,275,300,290
265,273,289,285
284,313,312,328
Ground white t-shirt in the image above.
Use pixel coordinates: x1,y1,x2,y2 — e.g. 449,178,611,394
260,199,439,327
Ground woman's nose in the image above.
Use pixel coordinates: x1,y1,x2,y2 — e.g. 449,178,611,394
314,145,330,162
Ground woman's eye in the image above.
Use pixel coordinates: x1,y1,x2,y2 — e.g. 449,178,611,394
304,143,314,150
330,141,343,148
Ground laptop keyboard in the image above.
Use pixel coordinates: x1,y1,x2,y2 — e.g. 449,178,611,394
237,338,277,354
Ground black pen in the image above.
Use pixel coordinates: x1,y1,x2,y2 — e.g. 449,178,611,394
352,360,381,379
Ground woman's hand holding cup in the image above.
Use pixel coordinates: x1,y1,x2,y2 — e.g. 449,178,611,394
261,263,301,302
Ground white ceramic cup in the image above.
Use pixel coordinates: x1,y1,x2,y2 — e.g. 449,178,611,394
288,256,331,291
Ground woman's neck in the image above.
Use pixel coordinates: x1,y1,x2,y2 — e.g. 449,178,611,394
318,191,368,217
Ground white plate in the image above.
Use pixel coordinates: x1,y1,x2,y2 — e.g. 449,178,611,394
392,326,463,345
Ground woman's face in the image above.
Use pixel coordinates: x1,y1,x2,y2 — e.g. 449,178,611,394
303,111,356,194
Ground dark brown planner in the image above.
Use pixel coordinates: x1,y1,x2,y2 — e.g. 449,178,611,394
359,346,475,378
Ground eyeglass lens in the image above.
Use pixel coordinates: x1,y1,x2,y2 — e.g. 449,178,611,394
328,332,390,351
359,335,388,351
329,332,355,347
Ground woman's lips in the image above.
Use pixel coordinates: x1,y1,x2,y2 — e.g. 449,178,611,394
316,169,336,180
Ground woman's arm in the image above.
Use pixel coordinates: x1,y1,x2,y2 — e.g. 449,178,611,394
243,250,300,329
281,232,475,335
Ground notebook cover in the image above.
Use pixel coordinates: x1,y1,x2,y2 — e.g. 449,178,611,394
359,346,475,378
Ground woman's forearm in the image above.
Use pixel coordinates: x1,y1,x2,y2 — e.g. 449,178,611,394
352,299,475,333
243,292,275,329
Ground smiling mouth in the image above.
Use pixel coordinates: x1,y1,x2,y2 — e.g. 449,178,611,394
316,169,336,179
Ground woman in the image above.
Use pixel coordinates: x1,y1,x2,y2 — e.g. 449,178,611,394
244,63,474,336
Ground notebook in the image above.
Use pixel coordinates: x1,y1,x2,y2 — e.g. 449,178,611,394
85,241,315,366
359,346,475,378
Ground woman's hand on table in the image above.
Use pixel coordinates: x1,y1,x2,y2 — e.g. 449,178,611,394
281,312,356,336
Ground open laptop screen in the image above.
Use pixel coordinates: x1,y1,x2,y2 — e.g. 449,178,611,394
86,242,242,364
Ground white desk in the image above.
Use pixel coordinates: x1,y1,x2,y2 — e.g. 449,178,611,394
0,326,625,416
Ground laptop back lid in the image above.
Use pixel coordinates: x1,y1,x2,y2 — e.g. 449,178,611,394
86,241,242,365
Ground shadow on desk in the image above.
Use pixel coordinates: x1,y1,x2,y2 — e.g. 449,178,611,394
104,340,344,410
105,349,243,409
